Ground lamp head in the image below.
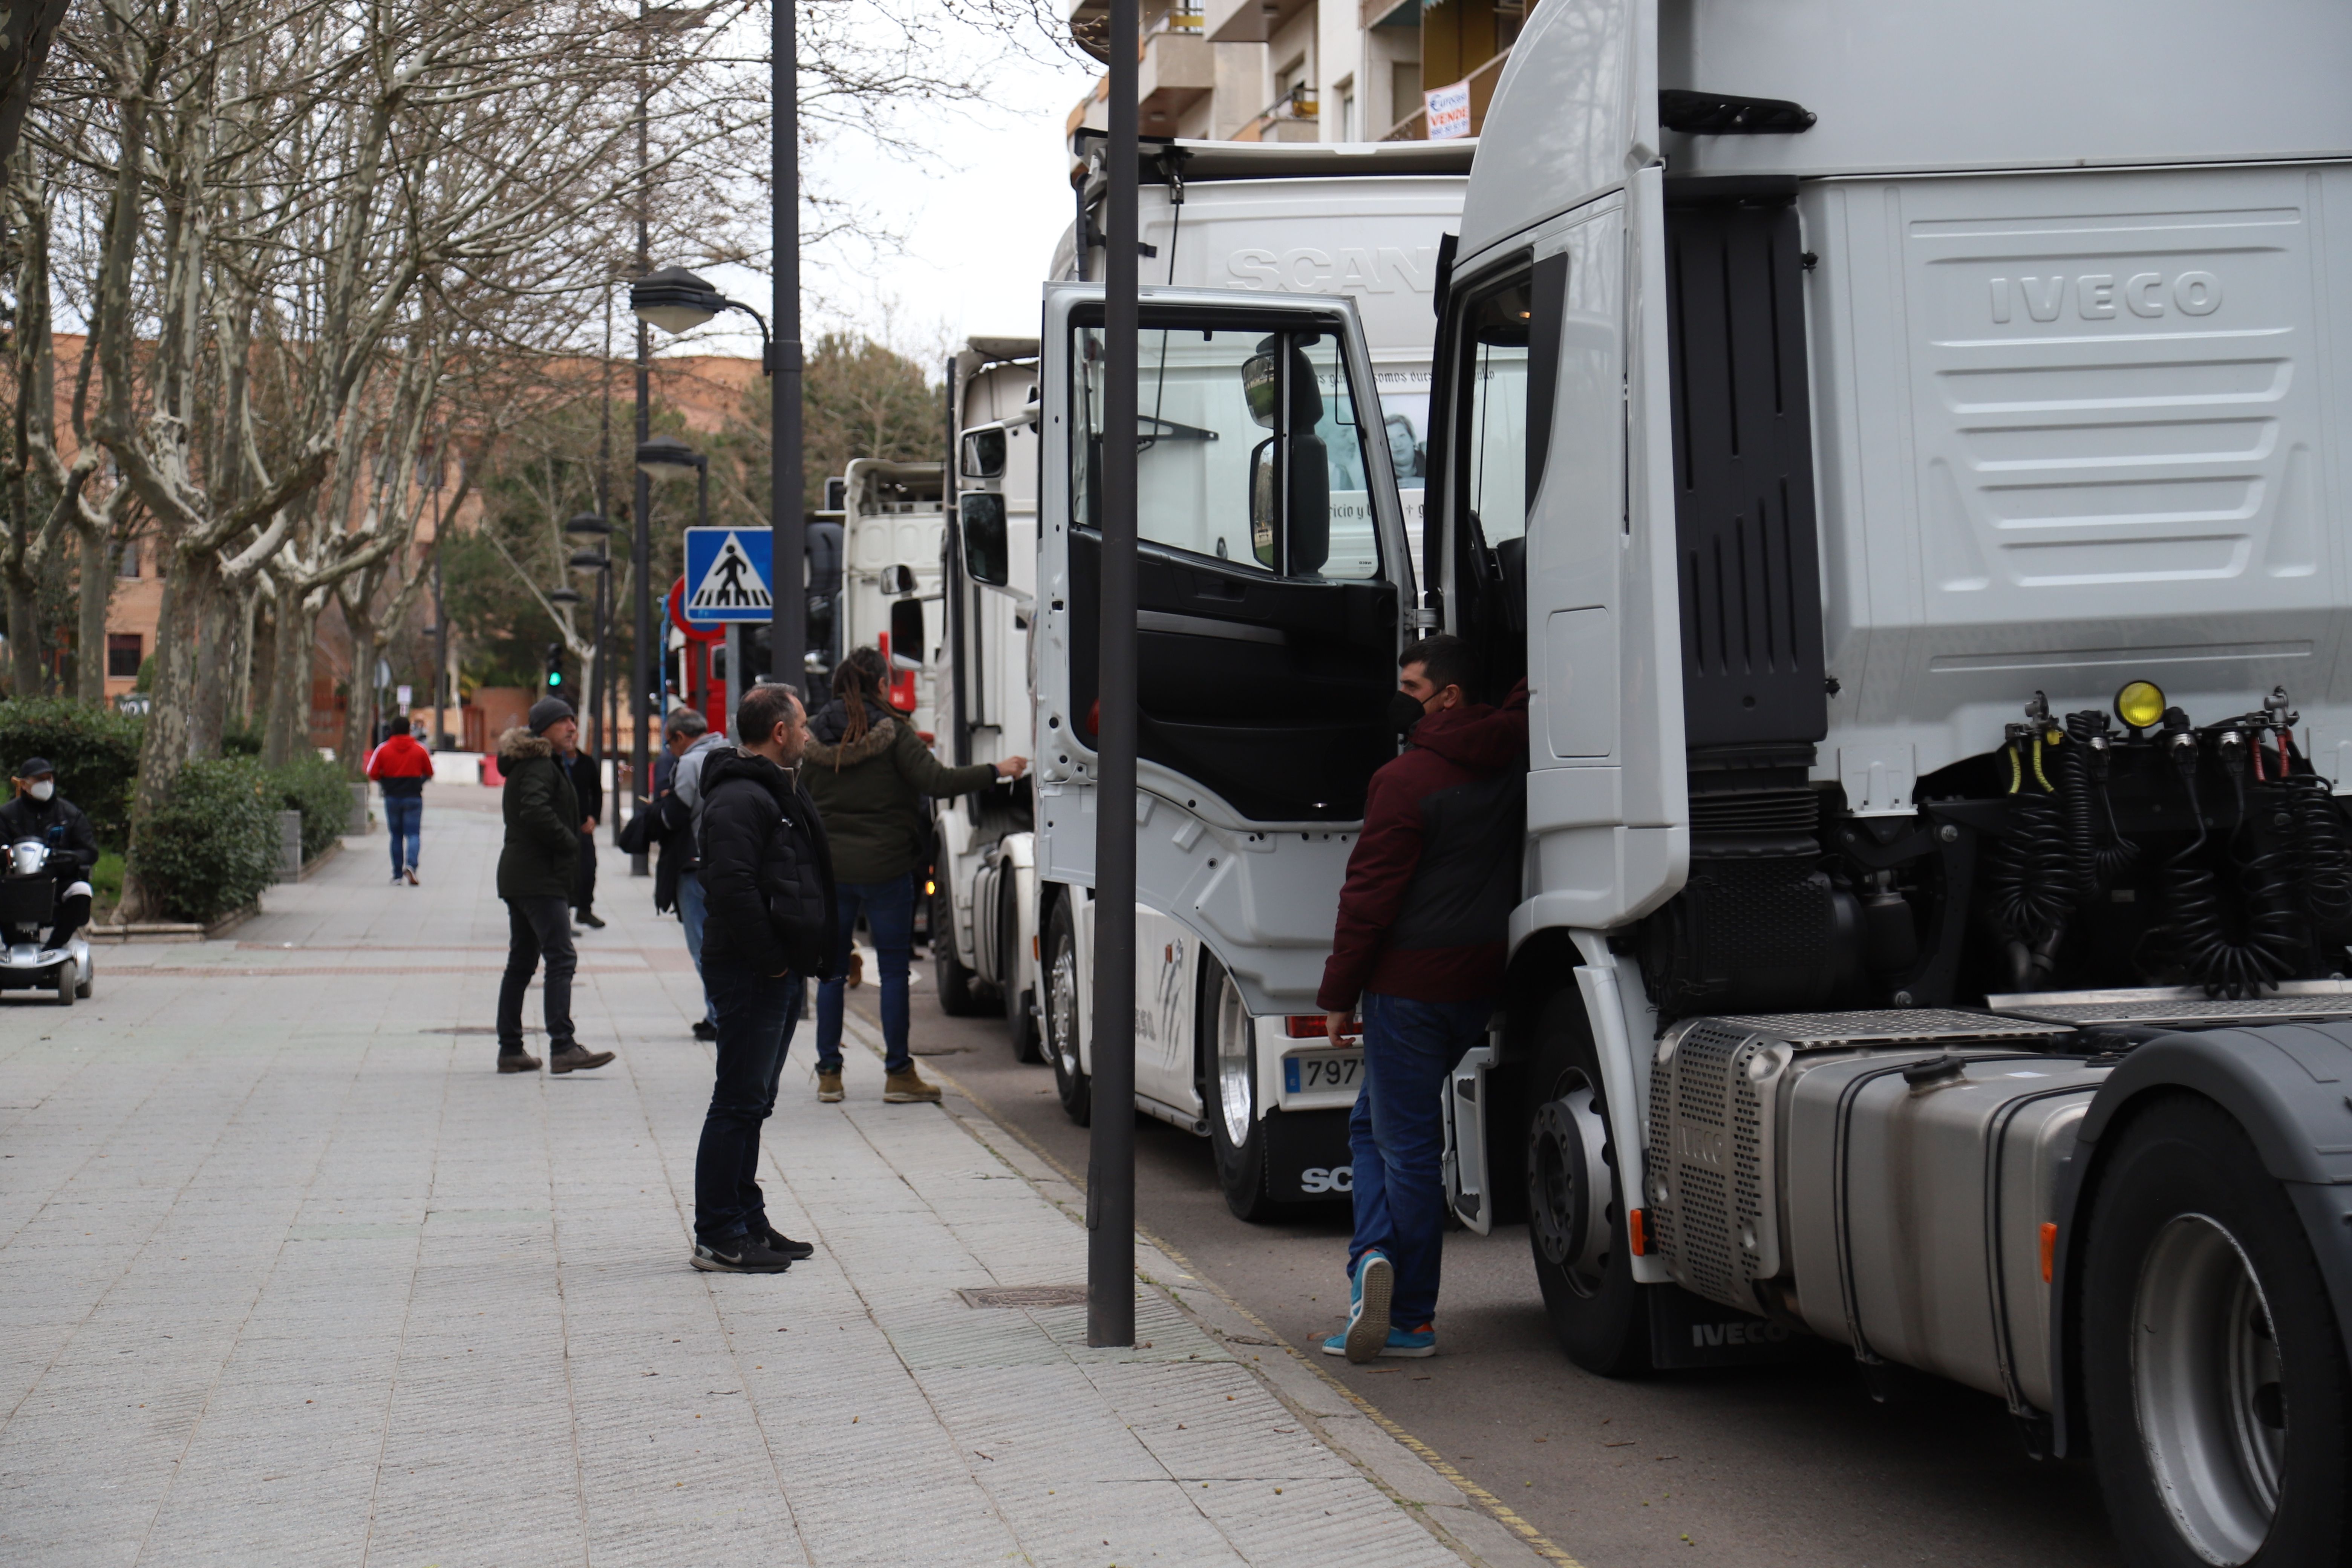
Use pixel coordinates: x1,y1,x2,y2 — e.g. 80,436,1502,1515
635,434,704,485
563,512,611,536
630,265,726,334
548,587,585,605
568,548,611,571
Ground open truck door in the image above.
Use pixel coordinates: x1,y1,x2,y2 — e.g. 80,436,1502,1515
1031,282,1417,1203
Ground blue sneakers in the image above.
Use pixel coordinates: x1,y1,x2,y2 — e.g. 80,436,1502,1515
1334,1250,1395,1363
1321,1322,1436,1360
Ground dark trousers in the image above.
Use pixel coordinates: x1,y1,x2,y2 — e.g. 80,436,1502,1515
49,878,89,949
496,895,577,1054
1346,991,1493,1329
813,872,915,1074
573,829,598,913
694,960,805,1242
384,794,421,874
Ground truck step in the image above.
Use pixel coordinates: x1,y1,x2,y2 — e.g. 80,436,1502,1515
1699,1009,2067,1047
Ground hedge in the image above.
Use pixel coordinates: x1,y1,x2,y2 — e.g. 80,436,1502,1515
138,757,279,923
273,754,352,861
0,698,143,850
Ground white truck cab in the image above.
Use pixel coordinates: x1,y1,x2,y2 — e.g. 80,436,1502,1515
1434,4,2352,1564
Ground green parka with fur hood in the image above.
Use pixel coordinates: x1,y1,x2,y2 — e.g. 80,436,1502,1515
801,698,995,886
496,727,581,900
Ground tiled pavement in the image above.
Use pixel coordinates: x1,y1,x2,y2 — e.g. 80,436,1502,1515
0,798,1551,1567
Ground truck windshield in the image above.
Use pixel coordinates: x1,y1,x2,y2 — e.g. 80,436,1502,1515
1072,323,1381,580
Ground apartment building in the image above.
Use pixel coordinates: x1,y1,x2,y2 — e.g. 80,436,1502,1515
1065,0,1527,148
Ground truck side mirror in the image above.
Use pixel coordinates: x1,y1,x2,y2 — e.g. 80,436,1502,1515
805,520,844,598
889,598,926,666
960,429,1007,479
960,492,1009,586
1246,435,1331,574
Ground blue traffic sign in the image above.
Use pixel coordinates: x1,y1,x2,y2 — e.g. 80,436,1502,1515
681,528,774,625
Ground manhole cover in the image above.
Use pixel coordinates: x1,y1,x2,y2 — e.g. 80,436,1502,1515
957,1285,1087,1309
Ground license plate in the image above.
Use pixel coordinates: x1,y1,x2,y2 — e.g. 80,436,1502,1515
1284,1050,1363,1094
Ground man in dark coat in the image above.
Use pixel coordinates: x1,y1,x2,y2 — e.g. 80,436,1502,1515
1317,634,1526,1363
2,756,98,947
493,698,616,1076
689,683,835,1273
557,727,604,929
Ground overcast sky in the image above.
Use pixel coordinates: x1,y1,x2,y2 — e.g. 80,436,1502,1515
678,22,1095,371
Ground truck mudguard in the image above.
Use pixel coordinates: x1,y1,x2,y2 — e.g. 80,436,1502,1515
2048,1022,2352,1457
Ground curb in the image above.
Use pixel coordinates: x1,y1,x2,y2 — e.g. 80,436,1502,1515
296,839,343,882
89,900,261,945
837,1008,1578,1568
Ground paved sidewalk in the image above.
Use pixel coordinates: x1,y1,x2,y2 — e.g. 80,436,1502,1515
0,804,1548,1567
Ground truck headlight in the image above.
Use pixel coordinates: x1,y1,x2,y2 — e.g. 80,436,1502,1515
2116,680,2166,730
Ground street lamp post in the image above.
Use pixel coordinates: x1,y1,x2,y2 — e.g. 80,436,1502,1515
637,435,714,720
565,512,613,769
1088,0,1142,1350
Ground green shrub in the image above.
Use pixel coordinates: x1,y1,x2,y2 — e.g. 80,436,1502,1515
0,697,144,850
220,719,263,757
136,757,277,922
271,753,352,861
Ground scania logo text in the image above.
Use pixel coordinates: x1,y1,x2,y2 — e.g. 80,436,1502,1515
1227,245,1438,295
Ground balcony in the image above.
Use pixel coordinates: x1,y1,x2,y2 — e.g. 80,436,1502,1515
1139,22,1214,129
1383,46,1508,141
1205,0,1314,43
1236,84,1319,144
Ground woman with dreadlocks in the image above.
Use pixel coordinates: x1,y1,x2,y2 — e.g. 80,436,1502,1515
802,645,1028,1104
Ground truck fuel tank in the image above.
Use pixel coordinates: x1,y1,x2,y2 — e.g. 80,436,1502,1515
1645,1010,2098,1417
1780,1050,2109,1414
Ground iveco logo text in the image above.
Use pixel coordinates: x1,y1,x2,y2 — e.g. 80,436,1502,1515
1693,1321,1792,1348
1674,1123,1727,1169
1990,270,2220,323
1227,246,1438,294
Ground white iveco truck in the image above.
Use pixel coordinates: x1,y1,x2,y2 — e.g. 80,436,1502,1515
1024,4,2352,1562
935,139,1469,1218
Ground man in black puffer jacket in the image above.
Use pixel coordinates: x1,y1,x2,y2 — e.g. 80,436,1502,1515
689,683,837,1274
493,699,616,1077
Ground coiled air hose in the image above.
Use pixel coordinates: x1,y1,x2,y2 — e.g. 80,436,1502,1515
2280,738,2352,933
2165,742,2299,998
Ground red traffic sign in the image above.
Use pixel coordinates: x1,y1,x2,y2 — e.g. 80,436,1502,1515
668,576,724,644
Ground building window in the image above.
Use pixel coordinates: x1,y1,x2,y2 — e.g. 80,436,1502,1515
117,540,139,577
1337,77,1356,139
107,633,143,679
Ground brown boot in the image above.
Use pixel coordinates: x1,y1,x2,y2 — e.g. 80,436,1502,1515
550,1044,616,1074
816,1069,844,1103
497,1051,542,1073
884,1067,942,1104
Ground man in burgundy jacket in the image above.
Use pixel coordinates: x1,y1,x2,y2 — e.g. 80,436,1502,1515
1318,633,1527,1363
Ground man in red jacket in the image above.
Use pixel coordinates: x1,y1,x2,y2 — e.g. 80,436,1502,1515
365,724,435,885
1318,634,1526,1363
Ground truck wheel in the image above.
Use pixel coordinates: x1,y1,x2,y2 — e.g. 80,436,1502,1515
1043,895,1090,1125
933,886,984,1017
1003,874,1043,1064
2084,1093,2350,1568
1524,991,1648,1377
1204,959,1279,1222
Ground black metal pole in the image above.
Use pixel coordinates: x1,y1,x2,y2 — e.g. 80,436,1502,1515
629,35,654,876
770,0,805,694
430,456,448,752
1087,0,1140,1350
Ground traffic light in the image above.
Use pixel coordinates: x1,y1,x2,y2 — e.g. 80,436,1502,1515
545,642,565,692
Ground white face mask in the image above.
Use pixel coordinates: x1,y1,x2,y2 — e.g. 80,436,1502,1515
28,780,54,801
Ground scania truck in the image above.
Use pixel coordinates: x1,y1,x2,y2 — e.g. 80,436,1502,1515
1023,3,2352,1561
933,138,1470,1216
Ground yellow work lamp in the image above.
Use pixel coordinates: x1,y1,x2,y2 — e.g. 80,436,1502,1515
2115,680,2167,731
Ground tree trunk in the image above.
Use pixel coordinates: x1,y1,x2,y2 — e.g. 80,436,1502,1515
75,523,109,705
119,556,211,921
5,575,40,697
261,588,322,767
344,614,377,776
224,574,263,732
185,568,235,759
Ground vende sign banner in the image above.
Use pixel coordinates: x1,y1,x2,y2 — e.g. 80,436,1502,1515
1425,80,1471,140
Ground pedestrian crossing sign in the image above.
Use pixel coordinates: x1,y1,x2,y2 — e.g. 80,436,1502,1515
682,528,774,624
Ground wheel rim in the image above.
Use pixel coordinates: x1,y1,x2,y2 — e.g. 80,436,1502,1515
1528,1078,1613,1297
1049,932,1081,1078
1214,972,1252,1148
2132,1213,2283,1565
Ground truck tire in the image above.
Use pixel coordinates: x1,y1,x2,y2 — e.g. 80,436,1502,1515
1043,894,1090,1125
1204,957,1281,1222
933,886,985,1017
1003,874,1043,1064
2082,1092,2351,1568
1524,989,1649,1377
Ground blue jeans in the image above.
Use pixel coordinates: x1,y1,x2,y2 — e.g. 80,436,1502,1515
677,869,717,1026
383,793,421,874
815,873,914,1074
694,960,806,1242
1347,992,1493,1329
